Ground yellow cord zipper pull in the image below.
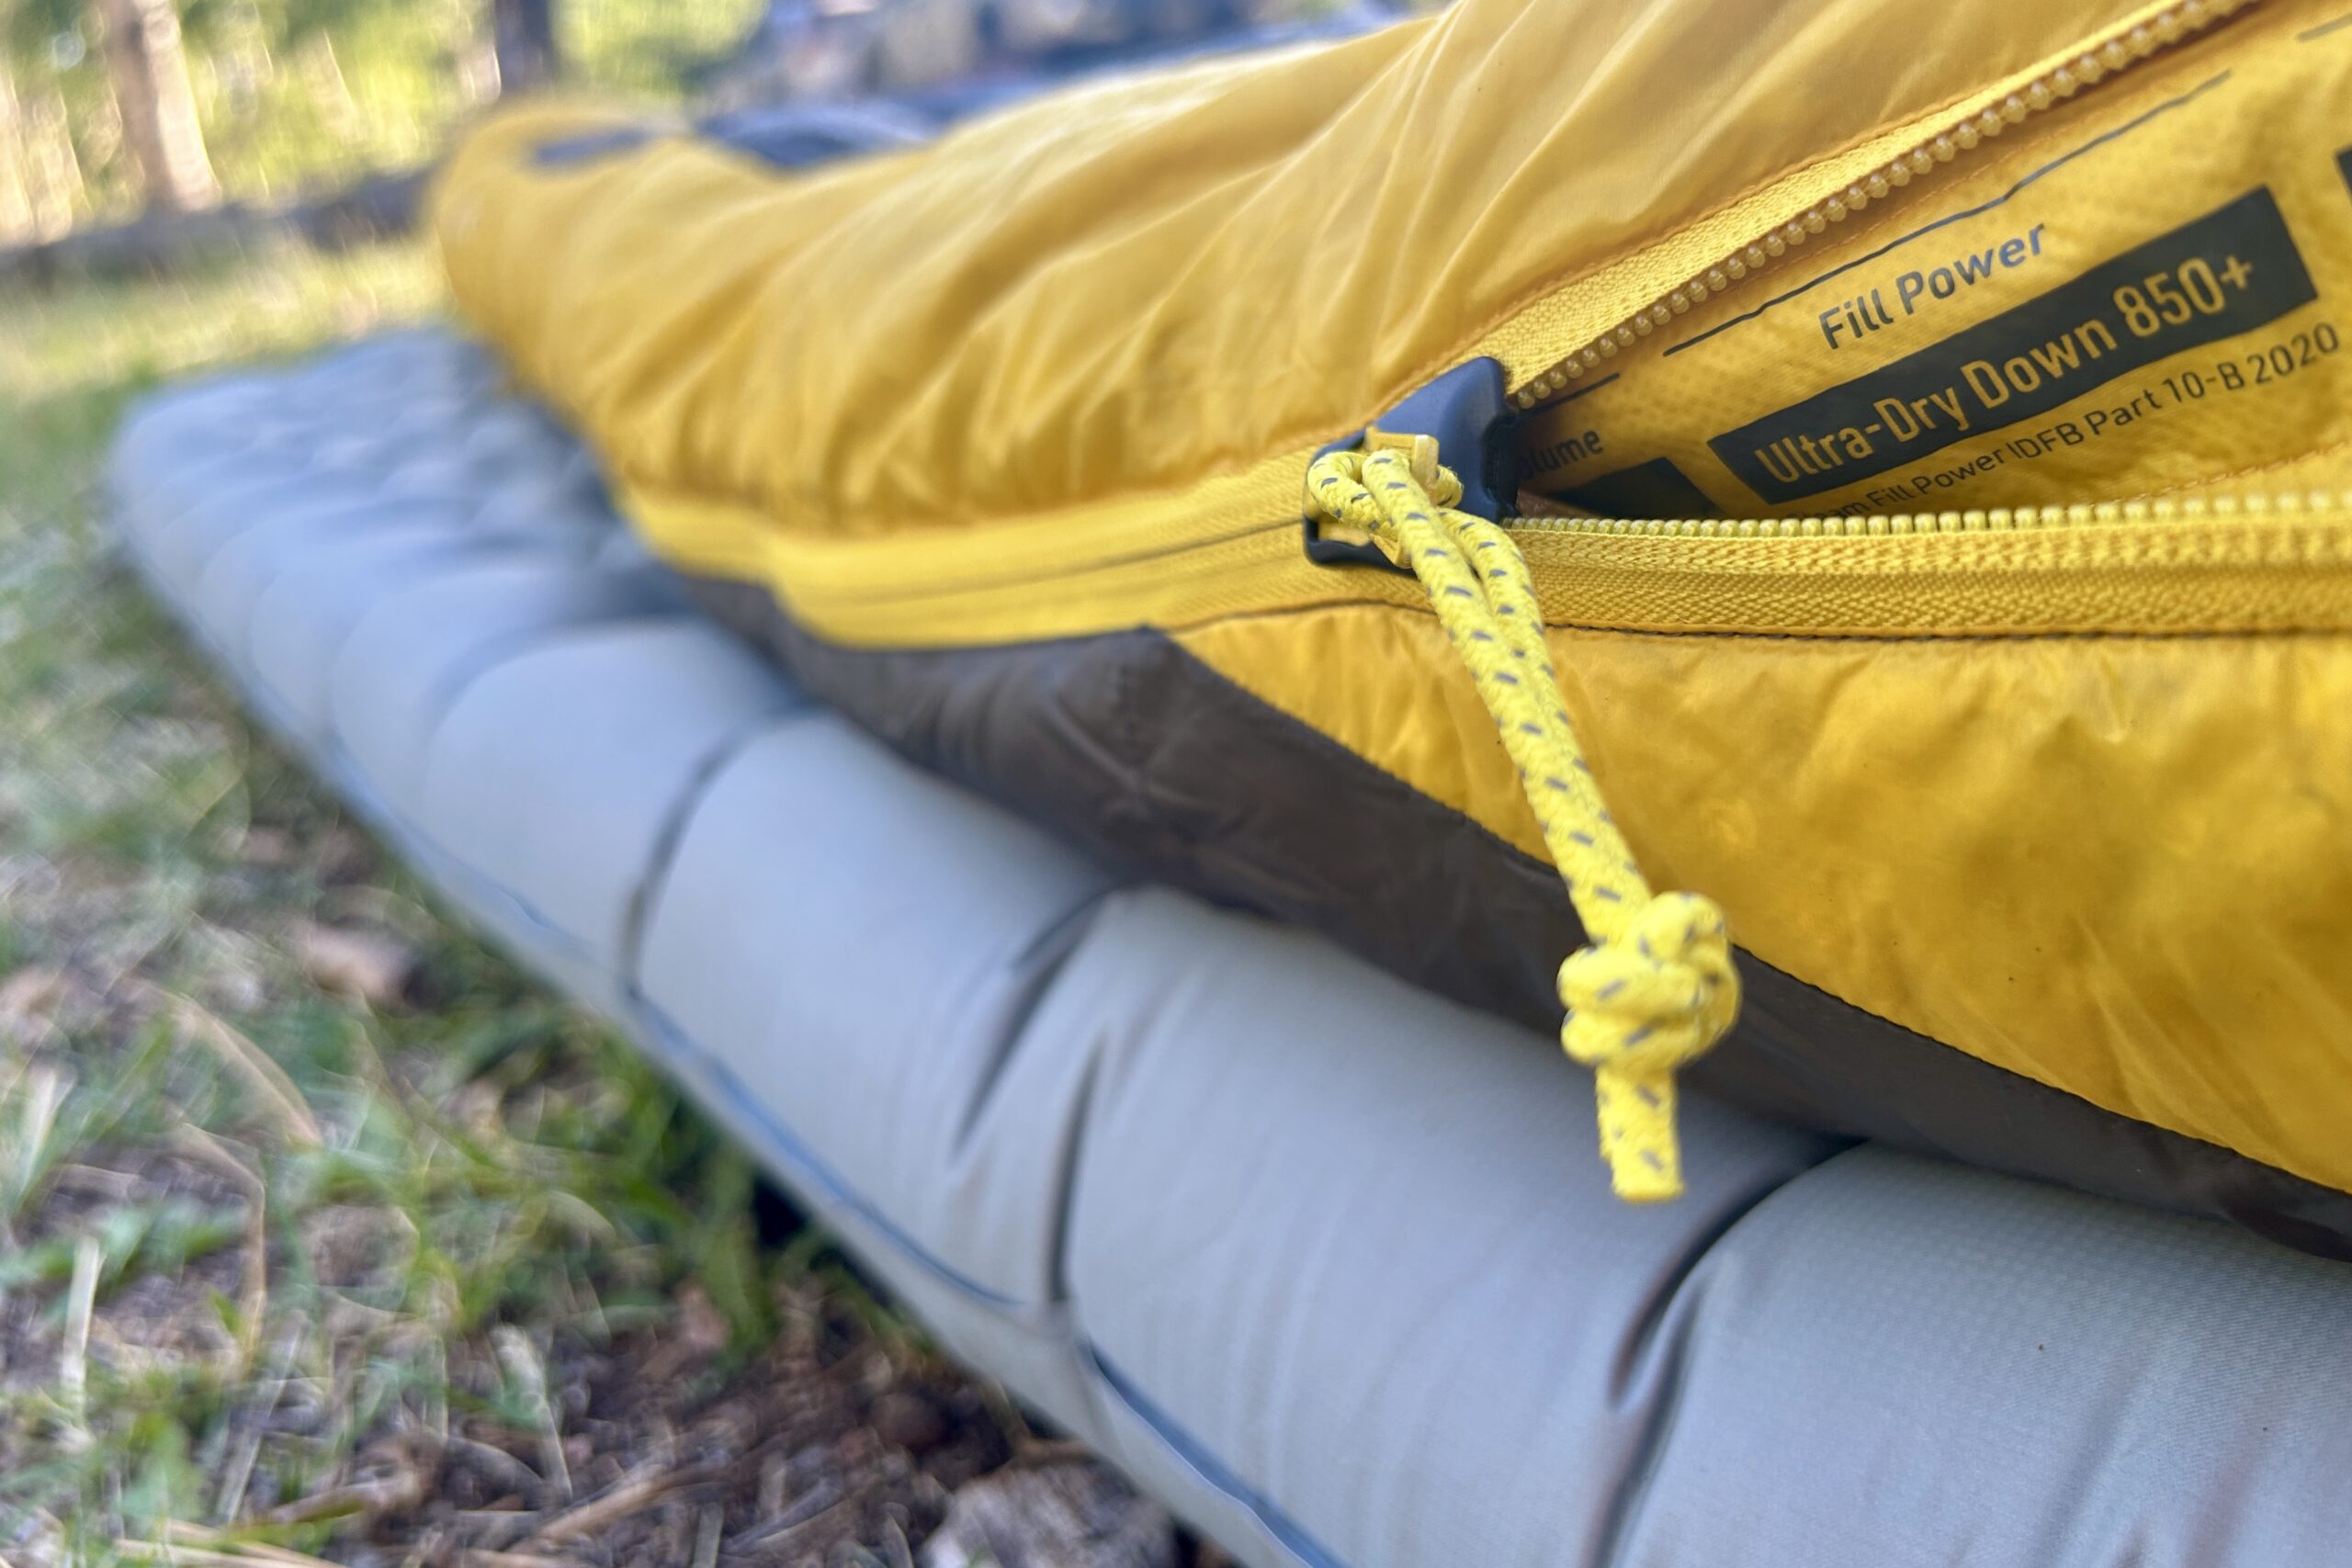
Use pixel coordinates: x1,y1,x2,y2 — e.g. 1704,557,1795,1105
1306,436,1740,1201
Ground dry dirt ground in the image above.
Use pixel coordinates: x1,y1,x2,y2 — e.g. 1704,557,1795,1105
0,245,1218,1568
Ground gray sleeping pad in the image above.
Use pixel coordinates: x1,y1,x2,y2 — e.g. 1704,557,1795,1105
108,327,2352,1568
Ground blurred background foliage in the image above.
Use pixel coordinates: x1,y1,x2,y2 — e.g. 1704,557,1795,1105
0,0,1369,243
0,0,764,236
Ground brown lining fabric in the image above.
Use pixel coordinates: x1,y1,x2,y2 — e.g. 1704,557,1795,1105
685,575,2352,1260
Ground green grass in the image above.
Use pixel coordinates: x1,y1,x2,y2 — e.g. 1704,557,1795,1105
0,243,975,1564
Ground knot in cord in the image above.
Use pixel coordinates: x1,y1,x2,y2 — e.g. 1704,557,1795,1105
1306,439,1740,1202
1556,889,1738,1202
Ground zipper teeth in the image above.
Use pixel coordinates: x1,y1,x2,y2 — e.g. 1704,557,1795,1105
1510,489,2352,537
1510,0,2258,409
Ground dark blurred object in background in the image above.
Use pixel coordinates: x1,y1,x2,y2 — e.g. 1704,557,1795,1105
705,0,1404,111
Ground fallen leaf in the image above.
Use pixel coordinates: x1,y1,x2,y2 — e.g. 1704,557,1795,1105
294,922,419,1010
236,826,299,868
923,1458,1175,1568
676,1284,729,1356
0,965,69,1045
169,998,323,1147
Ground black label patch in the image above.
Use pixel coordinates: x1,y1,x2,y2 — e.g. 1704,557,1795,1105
1708,187,2318,503
1548,457,1721,518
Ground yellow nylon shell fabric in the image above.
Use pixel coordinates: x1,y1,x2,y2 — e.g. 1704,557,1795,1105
1176,607,2352,1197
433,0,2168,536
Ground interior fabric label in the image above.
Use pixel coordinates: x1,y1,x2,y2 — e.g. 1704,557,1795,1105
1709,189,2315,503
1515,11,2352,520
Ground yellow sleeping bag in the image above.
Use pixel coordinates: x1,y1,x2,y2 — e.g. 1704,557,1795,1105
434,0,2352,1252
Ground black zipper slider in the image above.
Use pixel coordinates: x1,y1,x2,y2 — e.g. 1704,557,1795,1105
1303,357,1519,572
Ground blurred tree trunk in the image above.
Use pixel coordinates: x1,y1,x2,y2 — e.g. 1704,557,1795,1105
26,85,85,237
0,70,36,244
300,32,362,142
492,0,558,93
94,0,220,213
456,23,502,105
